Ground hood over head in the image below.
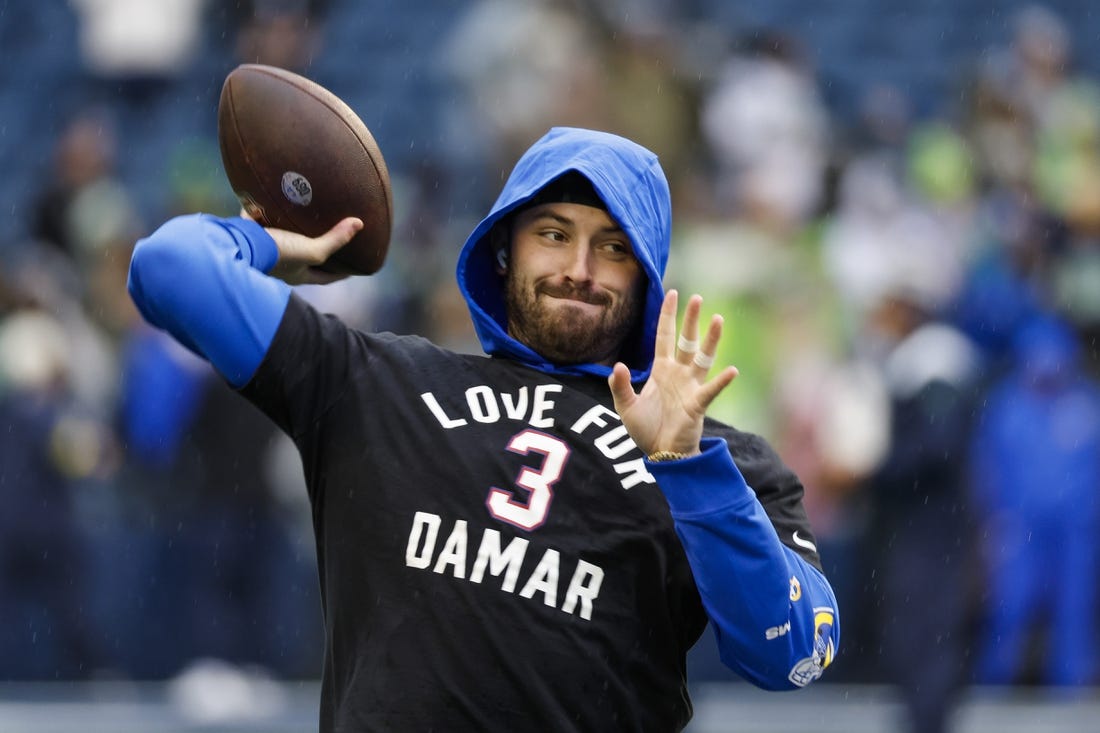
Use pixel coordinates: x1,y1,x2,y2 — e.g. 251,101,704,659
456,127,670,382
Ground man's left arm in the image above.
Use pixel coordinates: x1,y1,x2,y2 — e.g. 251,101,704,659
610,290,839,688
649,437,839,690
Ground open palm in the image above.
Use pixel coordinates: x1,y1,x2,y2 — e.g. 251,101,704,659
609,290,738,457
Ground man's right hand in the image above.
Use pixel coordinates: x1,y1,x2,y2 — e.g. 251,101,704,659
241,211,363,285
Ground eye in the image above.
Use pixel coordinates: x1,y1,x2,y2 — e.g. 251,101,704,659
539,229,567,243
598,240,632,259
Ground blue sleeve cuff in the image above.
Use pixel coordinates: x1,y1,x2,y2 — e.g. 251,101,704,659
129,213,291,388
646,436,756,516
217,216,281,274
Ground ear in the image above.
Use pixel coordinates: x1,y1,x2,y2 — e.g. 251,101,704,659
491,220,510,275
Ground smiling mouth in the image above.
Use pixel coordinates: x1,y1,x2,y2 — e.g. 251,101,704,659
550,294,599,305
540,287,609,307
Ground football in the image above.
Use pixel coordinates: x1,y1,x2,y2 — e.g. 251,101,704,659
217,64,392,275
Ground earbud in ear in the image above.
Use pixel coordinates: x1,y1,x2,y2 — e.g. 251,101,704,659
490,219,511,273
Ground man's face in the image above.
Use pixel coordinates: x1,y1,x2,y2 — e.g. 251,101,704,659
503,202,646,366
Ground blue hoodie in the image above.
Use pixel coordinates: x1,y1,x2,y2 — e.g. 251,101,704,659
129,127,839,694
457,127,669,381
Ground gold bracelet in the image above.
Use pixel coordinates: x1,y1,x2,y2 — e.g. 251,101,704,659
648,450,690,463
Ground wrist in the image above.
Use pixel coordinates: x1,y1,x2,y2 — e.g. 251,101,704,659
647,450,700,463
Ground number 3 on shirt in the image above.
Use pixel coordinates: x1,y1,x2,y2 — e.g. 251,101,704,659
486,429,570,531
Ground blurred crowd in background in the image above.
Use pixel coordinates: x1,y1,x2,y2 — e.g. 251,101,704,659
2,0,1100,731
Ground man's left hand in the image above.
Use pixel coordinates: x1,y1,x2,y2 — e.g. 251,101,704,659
608,290,738,458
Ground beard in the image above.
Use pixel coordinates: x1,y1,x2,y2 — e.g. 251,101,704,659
504,270,644,365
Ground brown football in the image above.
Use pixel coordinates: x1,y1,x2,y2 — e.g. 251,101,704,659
217,64,392,275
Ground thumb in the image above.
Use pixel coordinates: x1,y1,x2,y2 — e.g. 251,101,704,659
607,362,636,410
316,217,364,258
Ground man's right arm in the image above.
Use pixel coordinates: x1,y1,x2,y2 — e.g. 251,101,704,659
127,214,292,388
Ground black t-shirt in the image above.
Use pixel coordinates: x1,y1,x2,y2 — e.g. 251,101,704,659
242,294,814,732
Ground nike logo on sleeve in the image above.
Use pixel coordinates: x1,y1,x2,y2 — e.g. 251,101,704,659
792,531,818,553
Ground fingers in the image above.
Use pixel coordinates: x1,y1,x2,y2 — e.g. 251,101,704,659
655,290,679,359
675,295,703,366
607,362,636,410
291,217,362,270
690,313,723,371
668,294,722,374
317,217,363,259
697,366,739,409
661,292,735,388
268,217,363,285
686,307,738,408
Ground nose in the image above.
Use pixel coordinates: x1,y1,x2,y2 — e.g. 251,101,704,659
562,241,594,283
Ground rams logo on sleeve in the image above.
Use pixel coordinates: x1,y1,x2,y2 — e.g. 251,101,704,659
787,608,836,687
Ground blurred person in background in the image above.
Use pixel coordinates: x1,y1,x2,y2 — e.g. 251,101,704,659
27,106,145,358
949,187,1055,369
857,283,982,733
700,28,830,229
69,0,207,100
30,107,135,263
821,132,984,732
822,126,974,338
969,313,1100,690
0,307,114,679
116,338,321,678
67,0,209,178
